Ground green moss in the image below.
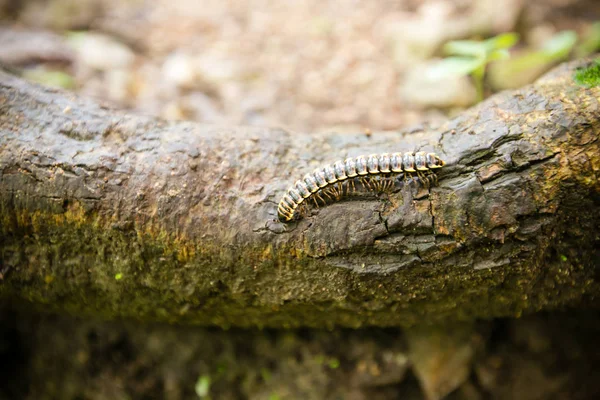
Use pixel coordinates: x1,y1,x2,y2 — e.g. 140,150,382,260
1,189,599,328
573,59,600,87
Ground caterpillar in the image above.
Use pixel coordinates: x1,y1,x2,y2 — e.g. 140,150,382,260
277,151,445,222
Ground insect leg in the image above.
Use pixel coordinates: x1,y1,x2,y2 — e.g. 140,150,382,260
416,170,429,187
322,187,336,201
314,191,327,206
336,181,343,200
349,178,356,194
361,177,373,191
431,171,439,185
328,184,339,199
312,196,320,208
341,180,348,196
375,176,384,192
384,175,395,192
427,170,436,187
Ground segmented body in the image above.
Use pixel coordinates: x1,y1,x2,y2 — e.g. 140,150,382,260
277,151,445,222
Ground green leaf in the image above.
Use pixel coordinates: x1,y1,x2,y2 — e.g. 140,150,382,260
541,31,577,59
427,57,484,79
484,32,520,51
444,33,519,59
443,40,486,57
115,273,123,280
195,375,211,398
488,49,510,62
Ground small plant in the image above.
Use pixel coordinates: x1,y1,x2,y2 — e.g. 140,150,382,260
195,375,211,399
494,31,578,79
573,58,600,87
428,33,520,101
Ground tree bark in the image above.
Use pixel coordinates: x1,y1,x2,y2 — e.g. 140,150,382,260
1,59,599,328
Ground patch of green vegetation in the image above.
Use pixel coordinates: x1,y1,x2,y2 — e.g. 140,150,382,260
115,273,123,280
492,31,577,80
428,33,519,101
314,354,340,369
22,68,75,89
573,59,600,87
195,375,211,398
260,368,272,382
216,363,227,375
328,358,340,369
432,28,591,96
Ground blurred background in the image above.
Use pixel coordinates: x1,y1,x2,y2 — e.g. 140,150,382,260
1,0,599,133
1,0,600,399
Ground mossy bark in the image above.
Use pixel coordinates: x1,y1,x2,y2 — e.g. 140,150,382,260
1,59,599,328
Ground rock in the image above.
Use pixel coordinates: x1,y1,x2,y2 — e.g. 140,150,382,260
181,92,224,123
17,0,103,31
0,27,73,66
69,32,135,71
105,68,132,103
195,51,241,84
346,335,409,388
400,62,477,108
162,52,197,89
405,323,483,400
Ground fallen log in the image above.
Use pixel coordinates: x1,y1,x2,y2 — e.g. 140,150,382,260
1,59,599,328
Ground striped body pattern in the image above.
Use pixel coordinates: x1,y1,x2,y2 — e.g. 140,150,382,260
277,151,445,222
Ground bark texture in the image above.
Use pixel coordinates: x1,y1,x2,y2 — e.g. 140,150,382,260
1,59,599,328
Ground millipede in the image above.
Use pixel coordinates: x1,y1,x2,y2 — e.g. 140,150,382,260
277,151,445,222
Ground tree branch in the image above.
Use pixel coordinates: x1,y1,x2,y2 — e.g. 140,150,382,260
1,59,599,328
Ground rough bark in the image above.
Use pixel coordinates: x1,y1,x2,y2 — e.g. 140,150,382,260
1,59,599,328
